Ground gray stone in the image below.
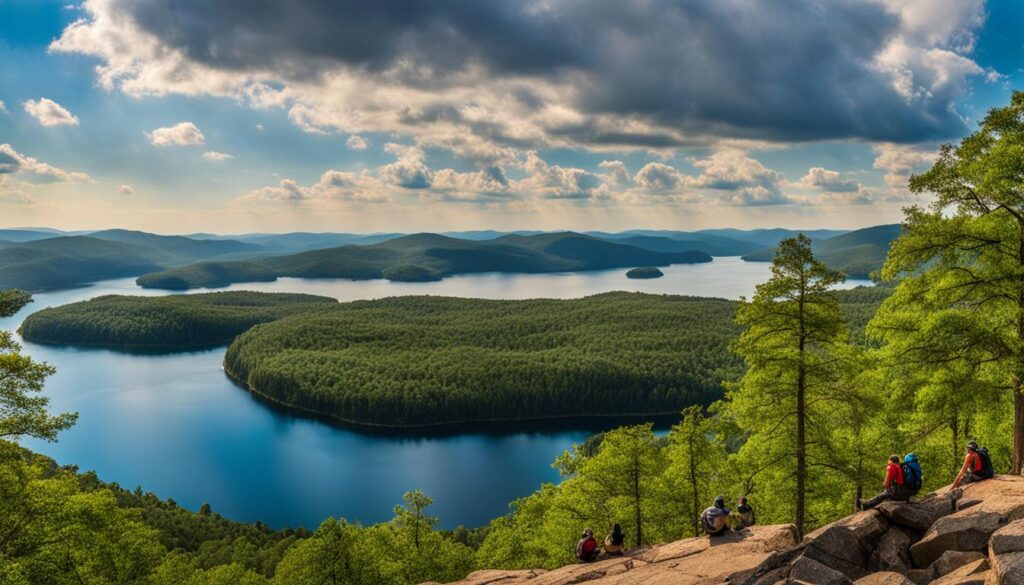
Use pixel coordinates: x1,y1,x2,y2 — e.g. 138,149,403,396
910,511,1003,568
869,527,914,573
806,510,890,550
878,493,956,532
789,556,853,585
802,524,869,579
990,550,1024,585
991,519,1024,555
928,550,987,579
929,558,989,585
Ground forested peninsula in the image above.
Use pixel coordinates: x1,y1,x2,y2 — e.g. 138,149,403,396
19,292,337,348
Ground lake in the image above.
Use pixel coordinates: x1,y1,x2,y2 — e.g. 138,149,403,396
1,257,871,529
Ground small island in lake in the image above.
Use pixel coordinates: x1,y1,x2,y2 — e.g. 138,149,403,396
626,267,664,279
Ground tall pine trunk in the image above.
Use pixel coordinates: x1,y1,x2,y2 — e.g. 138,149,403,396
1016,233,1024,474
688,436,700,537
796,290,807,536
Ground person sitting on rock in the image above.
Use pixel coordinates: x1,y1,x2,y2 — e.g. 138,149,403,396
735,497,756,529
700,495,731,536
952,441,995,489
603,523,626,556
858,454,917,510
575,528,600,562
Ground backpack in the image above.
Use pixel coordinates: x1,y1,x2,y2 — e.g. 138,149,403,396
701,507,728,534
902,453,923,491
977,447,995,479
576,537,596,560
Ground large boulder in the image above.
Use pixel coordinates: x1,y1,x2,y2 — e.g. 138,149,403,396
788,556,853,585
989,550,1024,585
928,551,987,579
854,573,915,585
928,558,989,585
877,492,957,532
800,523,870,579
869,527,914,573
806,510,890,550
991,519,1024,555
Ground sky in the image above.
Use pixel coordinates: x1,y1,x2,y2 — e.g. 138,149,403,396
0,0,1021,234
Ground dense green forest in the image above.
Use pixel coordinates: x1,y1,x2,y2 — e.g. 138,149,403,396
625,266,663,279
741,224,901,278
19,292,337,348
136,232,713,289
224,293,744,427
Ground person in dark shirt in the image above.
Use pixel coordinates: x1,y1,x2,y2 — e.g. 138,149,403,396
735,497,756,529
603,523,626,556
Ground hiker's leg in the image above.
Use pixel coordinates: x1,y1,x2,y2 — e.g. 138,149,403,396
860,490,892,510
892,484,915,501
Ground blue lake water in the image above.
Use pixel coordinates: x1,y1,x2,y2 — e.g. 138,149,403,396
1,258,871,529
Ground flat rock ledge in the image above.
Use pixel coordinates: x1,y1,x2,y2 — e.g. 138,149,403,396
431,476,1024,585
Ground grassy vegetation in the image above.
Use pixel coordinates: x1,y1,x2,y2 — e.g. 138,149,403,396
19,292,337,348
137,232,714,289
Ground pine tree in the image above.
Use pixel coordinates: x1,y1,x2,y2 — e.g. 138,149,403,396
727,235,849,535
870,91,1024,473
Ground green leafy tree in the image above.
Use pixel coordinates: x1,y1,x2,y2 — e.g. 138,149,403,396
869,92,1024,473
662,406,726,537
727,235,849,535
1,288,75,442
272,518,363,585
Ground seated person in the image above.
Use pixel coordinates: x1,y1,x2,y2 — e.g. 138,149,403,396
603,523,626,556
735,497,755,529
700,495,730,536
575,528,600,562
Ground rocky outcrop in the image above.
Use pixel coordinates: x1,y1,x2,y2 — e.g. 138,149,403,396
436,476,1024,585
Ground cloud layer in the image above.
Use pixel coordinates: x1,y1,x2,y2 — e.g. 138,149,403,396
52,0,990,158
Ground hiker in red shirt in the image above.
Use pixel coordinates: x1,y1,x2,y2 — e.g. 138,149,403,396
858,454,918,510
952,441,994,489
575,528,600,562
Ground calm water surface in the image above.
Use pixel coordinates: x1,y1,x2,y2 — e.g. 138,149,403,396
2,258,871,529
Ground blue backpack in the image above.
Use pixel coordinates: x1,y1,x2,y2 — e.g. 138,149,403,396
902,453,923,491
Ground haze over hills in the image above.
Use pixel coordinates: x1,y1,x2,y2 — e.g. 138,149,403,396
0,224,899,291
135,232,714,289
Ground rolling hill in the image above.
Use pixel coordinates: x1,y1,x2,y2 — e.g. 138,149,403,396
0,231,269,292
136,232,713,289
741,224,902,279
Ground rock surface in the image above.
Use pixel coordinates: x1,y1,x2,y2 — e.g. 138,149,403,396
436,476,1024,585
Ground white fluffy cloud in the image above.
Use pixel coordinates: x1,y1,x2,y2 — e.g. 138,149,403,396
688,150,789,206
346,135,368,150
872,143,939,192
23,98,80,127
237,170,388,206
634,162,687,193
149,122,205,146
0,100,7,114
0,144,90,183
118,184,134,194
202,150,233,161
800,167,861,193
378,144,433,189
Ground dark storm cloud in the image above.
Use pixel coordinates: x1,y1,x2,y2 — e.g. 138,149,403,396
82,0,982,144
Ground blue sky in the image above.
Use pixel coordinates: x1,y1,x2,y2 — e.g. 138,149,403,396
0,0,1020,233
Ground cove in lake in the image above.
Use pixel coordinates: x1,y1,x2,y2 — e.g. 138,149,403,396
3,258,871,529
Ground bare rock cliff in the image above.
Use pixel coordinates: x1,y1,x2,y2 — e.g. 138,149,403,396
432,476,1024,585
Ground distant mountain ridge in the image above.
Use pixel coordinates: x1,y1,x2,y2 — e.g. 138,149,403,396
741,224,902,279
136,231,714,290
0,225,895,291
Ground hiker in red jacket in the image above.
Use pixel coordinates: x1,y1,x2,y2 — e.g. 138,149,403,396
858,454,917,510
952,441,994,489
575,528,600,562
